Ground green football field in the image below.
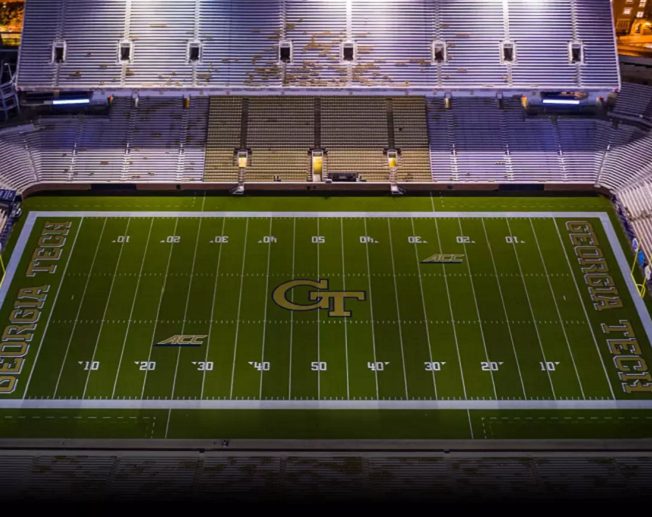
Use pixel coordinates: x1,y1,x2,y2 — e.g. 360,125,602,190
0,193,651,441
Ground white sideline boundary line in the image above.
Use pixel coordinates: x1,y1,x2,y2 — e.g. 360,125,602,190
1,399,652,410
1,210,651,410
0,213,37,307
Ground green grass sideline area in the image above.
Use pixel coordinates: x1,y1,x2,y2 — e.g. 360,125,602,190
0,193,650,441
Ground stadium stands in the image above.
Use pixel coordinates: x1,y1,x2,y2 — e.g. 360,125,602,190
1,83,652,272
2,85,652,191
613,82,652,122
3,451,652,502
617,180,652,259
503,102,564,182
17,0,619,99
245,97,313,182
322,97,389,182
202,95,432,183
0,126,38,191
204,97,243,183
557,119,604,183
10,97,210,185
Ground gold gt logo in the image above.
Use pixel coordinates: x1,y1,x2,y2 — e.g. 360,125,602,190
156,335,207,347
272,279,366,318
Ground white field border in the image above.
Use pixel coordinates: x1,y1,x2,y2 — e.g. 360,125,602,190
1,210,651,411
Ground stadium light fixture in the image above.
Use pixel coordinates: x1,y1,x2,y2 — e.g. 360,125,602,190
542,99,581,105
52,98,91,106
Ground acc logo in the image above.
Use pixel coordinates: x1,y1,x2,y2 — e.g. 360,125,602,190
421,254,465,264
156,335,207,347
272,279,365,318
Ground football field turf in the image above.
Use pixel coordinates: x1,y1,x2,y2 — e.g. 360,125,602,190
0,194,651,441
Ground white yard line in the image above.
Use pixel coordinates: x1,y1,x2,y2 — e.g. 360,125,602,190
340,217,350,400
201,217,226,399
18,211,618,223
288,218,296,399
6,398,652,410
363,218,380,400
386,218,410,400
529,218,586,399
457,218,498,400
164,408,172,439
467,409,474,439
53,218,108,398
480,219,527,400
229,218,250,399
410,218,437,399
505,219,556,400
258,218,274,399
140,217,180,399
0,213,37,307
553,219,616,399
82,218,132,399
170,217,203,400
111,219,155,399
21,218,85,399
433,218,469,400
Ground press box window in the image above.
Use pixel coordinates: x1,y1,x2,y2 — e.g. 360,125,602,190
188,41,202,63
342,40,356,62
118,40,133,63
501,41,515,63
432,41,447,64
279,40,293,63
569,41,584,64
52,41,66,63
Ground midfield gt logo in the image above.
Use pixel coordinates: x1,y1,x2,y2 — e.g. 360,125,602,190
272,279,366,318
155,335,207,347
